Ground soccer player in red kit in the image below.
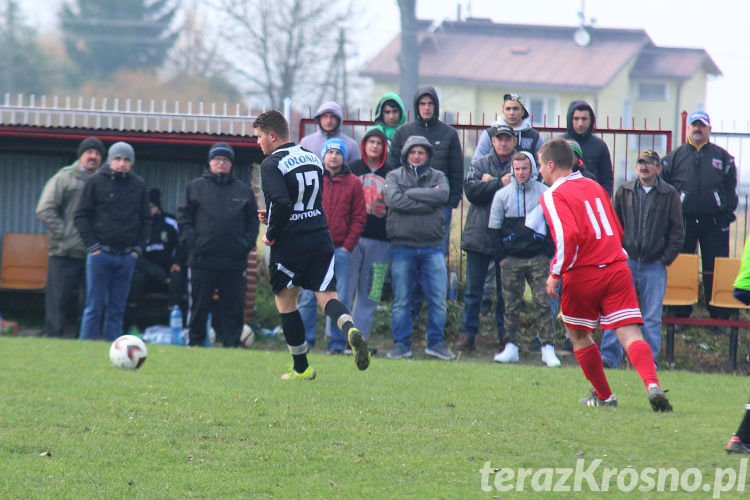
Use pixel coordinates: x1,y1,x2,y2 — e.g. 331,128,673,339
538,139,672,412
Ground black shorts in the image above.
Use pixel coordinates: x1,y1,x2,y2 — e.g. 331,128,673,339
269,251,337,294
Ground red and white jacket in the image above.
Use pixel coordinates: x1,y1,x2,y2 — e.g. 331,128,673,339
540,171,627,278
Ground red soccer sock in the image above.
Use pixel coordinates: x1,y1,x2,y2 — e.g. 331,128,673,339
574,343,612,400
626,339,659,389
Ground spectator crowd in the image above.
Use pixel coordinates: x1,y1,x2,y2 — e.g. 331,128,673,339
32,90,738,375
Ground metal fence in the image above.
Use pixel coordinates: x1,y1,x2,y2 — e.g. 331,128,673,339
300,111,675,278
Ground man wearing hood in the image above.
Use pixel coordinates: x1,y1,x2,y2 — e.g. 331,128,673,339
74,141,151,340
37,136,105,338
488,151,560,367
455,125,515,353
387,87,464,254
472,93,545,164
384,135,455,361
177,142,259,347
373,92,407,145
347,128,393,340
561,100,613,196
297,138,366,353
300,101,361,164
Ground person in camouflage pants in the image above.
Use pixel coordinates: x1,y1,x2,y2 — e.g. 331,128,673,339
488,152,560,367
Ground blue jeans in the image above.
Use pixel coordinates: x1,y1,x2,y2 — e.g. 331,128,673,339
601,259,666,368
80,251,137,341
298,247,351,351
460,250,504,342
411,205,452,317
391,246,447,348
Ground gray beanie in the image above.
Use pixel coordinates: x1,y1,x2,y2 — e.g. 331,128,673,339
107,141,135,164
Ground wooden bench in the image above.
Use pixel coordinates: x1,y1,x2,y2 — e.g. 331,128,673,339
662,256,749,370
0,233,48,292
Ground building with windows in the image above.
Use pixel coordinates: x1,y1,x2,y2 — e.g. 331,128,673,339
361,18,720,152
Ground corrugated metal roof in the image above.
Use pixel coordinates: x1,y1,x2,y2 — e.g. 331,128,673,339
0,94,258,137
361,19,718,90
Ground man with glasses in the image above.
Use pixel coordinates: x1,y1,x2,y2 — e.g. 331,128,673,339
599,150,684,368
178,142,259,347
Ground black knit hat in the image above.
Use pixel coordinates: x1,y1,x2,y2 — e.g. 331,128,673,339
208,142,235,162
77,137,106,158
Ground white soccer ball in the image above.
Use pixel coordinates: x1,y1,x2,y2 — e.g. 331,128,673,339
240,324,254,348
109,335,148,370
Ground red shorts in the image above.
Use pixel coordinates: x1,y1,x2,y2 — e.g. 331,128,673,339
560,260,643,332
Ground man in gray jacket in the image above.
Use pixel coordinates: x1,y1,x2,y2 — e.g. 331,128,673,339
384,135,455,361
36,137,105,337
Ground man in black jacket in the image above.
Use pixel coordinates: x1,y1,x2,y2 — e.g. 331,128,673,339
662,110,738,319
454,125,514,352
562,100,613,196
74,141,151,341
600,150,684,368
177,142,259,347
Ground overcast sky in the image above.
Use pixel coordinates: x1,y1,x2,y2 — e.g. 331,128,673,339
357,0,750,131
23,0,750,130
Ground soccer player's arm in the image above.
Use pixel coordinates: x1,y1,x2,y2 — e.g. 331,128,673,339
261,162,291,243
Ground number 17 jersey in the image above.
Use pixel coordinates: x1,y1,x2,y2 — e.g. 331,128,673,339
261,143,334,262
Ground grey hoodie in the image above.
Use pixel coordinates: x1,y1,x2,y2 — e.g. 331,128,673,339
299,101,361,164
384,135,450,248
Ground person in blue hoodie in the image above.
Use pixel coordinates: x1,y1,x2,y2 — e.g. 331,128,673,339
472,93,545,164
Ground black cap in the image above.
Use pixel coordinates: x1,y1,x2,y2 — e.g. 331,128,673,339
491,125,515,138
77,137,105,158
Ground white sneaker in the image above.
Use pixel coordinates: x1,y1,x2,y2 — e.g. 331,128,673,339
494,342,519,363
541,344,561,367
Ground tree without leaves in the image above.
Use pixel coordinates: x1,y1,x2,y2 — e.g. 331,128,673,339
208,0,354,110
60,0,180,83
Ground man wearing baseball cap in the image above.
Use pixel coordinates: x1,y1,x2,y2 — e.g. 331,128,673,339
662,110,738,319
600,149,684,368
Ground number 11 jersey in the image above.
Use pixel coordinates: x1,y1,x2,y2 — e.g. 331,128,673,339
261,143,334,262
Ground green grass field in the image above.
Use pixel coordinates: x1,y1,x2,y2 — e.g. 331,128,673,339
1,337,749,499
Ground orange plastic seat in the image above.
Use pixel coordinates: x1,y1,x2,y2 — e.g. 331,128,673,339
709,257,750,309
662,253,699,306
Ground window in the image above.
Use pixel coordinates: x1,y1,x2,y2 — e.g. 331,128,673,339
636,82,668,101
527,96,557,126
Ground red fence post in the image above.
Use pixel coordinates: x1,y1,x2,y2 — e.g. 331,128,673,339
680,110,688,145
